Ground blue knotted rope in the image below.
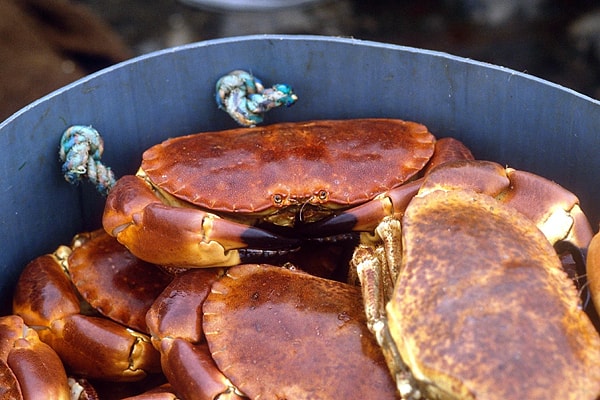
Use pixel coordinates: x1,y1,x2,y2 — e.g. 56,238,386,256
59,125,116,196
216,70,298,127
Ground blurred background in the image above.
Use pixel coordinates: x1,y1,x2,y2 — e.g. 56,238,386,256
2,0,600,122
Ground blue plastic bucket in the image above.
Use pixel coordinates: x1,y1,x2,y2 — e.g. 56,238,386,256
1,35,599,313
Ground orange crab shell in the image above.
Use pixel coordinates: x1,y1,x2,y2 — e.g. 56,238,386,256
203,264,399,399
388,186,600,398
141,119,435,217
67,229,173,333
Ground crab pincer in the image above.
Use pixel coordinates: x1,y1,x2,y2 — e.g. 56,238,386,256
0,314,71,399
103,174,298,268
146,268,246,400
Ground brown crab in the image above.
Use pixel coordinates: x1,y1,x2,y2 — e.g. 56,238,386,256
102,118,473,268
13,229,399,399
12,230,166,382
351,159,600,399
147,263,399,400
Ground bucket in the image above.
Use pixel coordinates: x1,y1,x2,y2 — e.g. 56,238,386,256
1,35,600,314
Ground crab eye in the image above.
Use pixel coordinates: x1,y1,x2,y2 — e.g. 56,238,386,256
272,193,284,205
317,190,328,201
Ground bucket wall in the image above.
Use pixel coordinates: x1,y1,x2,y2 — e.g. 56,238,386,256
1,35,599,314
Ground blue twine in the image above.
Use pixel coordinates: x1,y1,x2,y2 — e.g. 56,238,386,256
216,70,298,127
59,125,116,196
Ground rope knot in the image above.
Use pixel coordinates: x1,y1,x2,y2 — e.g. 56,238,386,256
59,125,115,196
216,70,298,127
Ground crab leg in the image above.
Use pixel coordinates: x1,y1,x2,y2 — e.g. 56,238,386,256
351,219,423,399
104,175,300,268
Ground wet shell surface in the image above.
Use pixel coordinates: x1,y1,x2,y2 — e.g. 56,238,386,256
68,229,173,333
389,188,600,399
142,119,435,213
203,264,398,399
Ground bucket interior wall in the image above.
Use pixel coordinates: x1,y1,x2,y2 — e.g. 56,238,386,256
1,35,599,314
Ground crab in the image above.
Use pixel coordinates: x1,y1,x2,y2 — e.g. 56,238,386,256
12,229,399,399
149,263,399,399
12,230,166,383
102,118,474,268
351,159,600,399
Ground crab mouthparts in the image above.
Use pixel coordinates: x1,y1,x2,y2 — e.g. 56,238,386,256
263,200,341,228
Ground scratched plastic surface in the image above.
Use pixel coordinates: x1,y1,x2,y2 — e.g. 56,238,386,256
1,35,600,313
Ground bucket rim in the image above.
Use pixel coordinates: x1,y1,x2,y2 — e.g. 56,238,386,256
3,34,599,128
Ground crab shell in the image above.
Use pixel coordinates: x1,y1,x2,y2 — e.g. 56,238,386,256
140,118,435,223
377,161,600,398
202,264,399,400
67,230,174,333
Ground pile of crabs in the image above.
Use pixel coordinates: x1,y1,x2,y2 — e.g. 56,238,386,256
4,118,600,400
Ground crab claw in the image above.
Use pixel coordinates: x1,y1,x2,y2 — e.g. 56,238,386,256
301,179,423,237
0,315,70,399
103,175,300,268
418,160,594,251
